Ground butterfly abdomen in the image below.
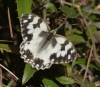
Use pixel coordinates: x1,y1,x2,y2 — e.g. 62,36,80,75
37,32,54,53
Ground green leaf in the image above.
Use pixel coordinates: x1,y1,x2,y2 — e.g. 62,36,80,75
87,25,97,39
0,44,19,54
60,6,77,18
89,63,100,71
84,80,96,87
45,2,56,13
7,79,14,87
42,78,59,87
73,74,96,87
56,76,75,85
76,58,87,65
17,0,32,19
65,28,85,44
22,64,36,85
95,61,100,71
89,15,97,21
76,58,100,71
62,63,74,77
66,65,73,77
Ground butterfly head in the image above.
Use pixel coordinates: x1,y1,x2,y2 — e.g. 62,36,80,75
51,30,57,35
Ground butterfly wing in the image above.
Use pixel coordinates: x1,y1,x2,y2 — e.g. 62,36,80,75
20,13,77,70
50,35,77,64
20,13,51,68
27,34,76,70
20,13,50,41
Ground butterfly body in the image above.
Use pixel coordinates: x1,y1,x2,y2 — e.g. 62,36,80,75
20,13,77,70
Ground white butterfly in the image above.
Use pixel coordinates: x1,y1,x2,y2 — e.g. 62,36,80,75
20,13,77,70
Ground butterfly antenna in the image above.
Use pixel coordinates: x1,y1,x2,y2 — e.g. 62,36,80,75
54,23,64,32
54,18,67,32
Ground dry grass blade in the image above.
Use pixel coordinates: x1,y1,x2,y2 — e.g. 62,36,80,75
0,67,3,87
0,64,19,81
7,7,13,38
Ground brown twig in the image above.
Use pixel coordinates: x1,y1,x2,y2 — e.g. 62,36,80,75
82,45,93,83
76,6,98,63
62,1,99,63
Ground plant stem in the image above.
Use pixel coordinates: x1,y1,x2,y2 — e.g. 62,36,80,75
63,1,98,63
76,5,98,62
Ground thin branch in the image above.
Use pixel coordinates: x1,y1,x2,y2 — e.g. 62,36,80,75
82,45,93,83
63,1,99,63
0,64,19,81
76,6,98,62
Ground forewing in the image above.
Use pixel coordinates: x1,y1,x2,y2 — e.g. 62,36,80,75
20,13,50,41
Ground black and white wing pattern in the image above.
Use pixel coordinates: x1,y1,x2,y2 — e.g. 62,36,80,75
20,13,77,70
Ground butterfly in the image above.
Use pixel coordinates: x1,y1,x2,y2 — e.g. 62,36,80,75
20,13,77,70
